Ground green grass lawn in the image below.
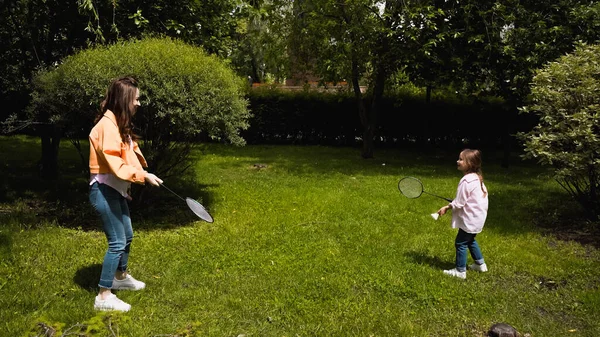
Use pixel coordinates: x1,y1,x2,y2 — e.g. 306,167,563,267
1,135,599,337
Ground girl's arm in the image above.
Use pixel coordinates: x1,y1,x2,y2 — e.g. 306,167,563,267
437,178,470,215
449,179,470,210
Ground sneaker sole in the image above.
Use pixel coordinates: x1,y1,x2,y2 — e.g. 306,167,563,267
444,275,466,279
443,271,466,279
94,305,130,312
468,265,488,272
112,284,146,290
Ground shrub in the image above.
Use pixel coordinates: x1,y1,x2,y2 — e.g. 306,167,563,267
30,37,250,178
518,42,600,221
244,87,513,150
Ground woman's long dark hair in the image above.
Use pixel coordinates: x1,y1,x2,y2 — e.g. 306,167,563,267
95,76,140,142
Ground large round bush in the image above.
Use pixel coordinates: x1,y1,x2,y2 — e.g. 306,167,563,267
31,37,250,177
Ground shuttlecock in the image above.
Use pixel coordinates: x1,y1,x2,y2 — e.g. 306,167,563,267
430,213,440,220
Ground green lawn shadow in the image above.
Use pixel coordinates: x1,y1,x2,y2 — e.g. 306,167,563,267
73,263,102,292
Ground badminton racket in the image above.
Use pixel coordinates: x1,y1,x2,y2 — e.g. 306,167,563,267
398,176,453,202
160,183,214,223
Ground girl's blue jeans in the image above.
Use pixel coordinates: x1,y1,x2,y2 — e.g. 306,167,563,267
454,228,485,272
89,182,133,289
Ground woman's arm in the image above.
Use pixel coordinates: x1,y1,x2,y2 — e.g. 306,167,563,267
93,126,147,184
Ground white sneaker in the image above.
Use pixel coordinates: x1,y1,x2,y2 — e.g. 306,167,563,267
469,263,488,272
443,268,466,279
94,294,131,312
112,274,146,290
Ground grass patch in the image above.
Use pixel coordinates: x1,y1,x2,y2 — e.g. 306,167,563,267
1,135,599,336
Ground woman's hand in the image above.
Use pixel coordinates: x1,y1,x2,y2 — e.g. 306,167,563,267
145,173,163,186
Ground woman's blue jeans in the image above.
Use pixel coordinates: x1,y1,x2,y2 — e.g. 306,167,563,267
89,182,133,289
454,228,485,272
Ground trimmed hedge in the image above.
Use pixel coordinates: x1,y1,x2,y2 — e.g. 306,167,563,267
244,89,536,150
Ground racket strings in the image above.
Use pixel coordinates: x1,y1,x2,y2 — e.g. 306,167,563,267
186,197,214,223
398,177,424,198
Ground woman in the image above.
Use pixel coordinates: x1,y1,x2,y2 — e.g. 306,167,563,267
89,76,162,311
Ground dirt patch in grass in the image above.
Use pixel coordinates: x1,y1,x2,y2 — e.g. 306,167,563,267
533,206,600,249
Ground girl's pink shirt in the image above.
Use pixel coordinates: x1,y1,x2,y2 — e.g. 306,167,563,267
450,173,488,233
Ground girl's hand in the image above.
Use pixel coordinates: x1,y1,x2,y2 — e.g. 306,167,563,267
438,205,451,216
145,173,163,186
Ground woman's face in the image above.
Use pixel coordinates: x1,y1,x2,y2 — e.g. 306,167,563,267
134,89,140,108
131,88,140,115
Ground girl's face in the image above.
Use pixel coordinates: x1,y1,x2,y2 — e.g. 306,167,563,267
456,152,469,173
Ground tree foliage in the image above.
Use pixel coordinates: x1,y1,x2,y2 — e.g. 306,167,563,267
445,0,600,100
76,0,240,56
30,37,250,179
77,0,292,82
518,43,600,221
290,0,448,158
0,0,91,120
285,0,600,160
229,0,292,84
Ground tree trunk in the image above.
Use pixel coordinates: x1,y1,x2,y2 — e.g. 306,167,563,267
426,85,432,103
350,52,371,158
251,55,261,84
361,126,374,158
362,60,387,159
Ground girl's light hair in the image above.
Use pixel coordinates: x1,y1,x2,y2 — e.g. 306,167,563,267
461,149,486,196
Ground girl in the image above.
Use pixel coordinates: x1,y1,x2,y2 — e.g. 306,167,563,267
89,77,163,311
437,149,488,279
